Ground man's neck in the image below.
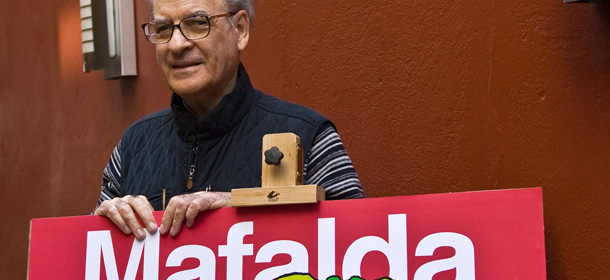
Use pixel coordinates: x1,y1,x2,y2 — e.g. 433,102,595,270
180,76,238,116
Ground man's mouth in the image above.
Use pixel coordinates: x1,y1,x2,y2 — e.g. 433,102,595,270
172,62,201,69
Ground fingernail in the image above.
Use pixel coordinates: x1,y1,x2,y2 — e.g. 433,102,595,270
122,226,131,235
159,224,166,235
148,221,157,232
136,228,145,239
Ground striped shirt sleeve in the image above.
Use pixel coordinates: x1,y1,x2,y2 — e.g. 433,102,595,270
304,124,364,199
94,141,122,211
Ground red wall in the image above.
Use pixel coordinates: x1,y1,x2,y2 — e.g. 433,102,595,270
2,0,610,279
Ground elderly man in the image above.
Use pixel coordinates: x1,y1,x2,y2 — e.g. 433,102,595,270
94,0,363,240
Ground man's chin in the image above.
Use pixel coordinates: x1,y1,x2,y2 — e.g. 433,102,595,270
167,79,204,95
170,87,200,96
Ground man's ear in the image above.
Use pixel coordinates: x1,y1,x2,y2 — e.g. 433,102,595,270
234,10,250,51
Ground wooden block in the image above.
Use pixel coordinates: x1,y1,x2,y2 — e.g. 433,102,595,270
231,133,325,207
231,185,325,207
261,133,303,187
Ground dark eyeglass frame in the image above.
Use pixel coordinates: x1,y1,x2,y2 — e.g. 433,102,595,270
141,12,237,44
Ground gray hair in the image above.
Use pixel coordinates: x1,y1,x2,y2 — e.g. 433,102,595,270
146,0,255,24
225,0,255,24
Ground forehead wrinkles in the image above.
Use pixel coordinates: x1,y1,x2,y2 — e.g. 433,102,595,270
153,0,225,20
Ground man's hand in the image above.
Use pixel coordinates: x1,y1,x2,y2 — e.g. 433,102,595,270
160,191,231,236
94,195,157,240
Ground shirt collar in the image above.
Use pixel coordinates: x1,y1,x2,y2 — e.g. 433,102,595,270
171,63,260,143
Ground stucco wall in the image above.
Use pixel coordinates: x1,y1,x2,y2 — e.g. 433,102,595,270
1,0,609,279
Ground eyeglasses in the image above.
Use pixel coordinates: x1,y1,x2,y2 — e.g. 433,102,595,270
141,12,236,44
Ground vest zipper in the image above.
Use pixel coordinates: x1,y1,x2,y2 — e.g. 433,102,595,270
187,146,198,190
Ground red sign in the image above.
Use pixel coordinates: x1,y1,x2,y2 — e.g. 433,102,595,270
28,188,546,280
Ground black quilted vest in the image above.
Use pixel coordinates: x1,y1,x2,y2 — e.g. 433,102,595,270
119,65,331,210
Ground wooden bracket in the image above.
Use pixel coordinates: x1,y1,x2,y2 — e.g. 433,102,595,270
231,133,325,207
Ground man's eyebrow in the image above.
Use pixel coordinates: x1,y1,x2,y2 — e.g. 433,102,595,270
153,10,211,21
185,10,211,18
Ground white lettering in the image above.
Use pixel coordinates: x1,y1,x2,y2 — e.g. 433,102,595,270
85,231,119,280
414,232,475,280
342,214,408,280
84,214,476,280
318,218,336,279
254,240,308,280
218,221,254,280
85,230,159,280
166,245,215,280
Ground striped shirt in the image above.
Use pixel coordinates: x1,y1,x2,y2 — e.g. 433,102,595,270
95,124,363,209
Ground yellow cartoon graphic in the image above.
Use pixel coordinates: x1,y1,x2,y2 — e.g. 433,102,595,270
275,272,393,280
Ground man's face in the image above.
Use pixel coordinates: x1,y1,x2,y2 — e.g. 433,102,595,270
153,0,245,101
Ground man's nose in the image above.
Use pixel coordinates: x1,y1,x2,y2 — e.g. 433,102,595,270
168,27,193,51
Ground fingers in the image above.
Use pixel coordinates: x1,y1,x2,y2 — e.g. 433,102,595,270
131,195,158,232
95,198,132,235
185,199,206,228
94,195,157,240
116,198,147,239
161,192,231,237
161,196,188,237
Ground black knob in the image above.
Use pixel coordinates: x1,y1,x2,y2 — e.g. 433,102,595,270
264,146,284,166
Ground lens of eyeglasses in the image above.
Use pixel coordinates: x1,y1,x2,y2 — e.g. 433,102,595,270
144,21,174,44
180,17,211,39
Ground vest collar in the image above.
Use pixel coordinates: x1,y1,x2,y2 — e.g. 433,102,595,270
171,63,260,144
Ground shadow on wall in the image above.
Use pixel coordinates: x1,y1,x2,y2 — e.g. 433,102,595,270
598,1,610,31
